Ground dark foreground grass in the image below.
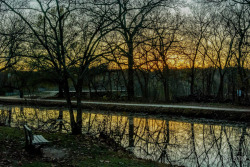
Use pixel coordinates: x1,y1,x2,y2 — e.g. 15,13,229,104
0,126,172,167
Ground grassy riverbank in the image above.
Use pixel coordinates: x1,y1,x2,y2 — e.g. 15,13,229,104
0,126,170,167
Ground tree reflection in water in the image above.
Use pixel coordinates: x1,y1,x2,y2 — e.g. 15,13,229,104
0,105,249,166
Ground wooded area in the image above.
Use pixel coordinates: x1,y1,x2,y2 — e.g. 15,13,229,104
0,0,249,134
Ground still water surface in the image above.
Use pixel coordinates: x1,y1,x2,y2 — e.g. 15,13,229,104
0,105,249,167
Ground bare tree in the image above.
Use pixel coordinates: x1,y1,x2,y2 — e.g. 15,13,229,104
203,14,235,101
0,0,116,134
197,0,249,103
0,12,25,72
104,0,174,100
134,46,152,101
181,4,212,96
148,11,183,102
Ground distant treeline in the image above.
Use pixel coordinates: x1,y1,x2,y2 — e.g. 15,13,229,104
1,65,249,104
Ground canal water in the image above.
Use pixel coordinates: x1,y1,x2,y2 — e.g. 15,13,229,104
0,105,249,167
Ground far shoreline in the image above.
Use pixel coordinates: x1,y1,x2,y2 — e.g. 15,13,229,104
0,96,249,123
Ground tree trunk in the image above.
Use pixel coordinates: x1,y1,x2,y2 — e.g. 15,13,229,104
135,70,144,99
242,69,249,102
163,65,170,102
163,80,169,102
7,109,12,126
63,75,77,134
108,71,112,93
230,69,236,103
191,123,200,166
217,74,224,101
58,109,63,132
144,74,149,101
58,82,64,98
127,50,134,101
135,70,149,101
202,70,205,96
128,116,134,147
19,89,24,98
190,67,195,95
237,36,249,103
206,72,212,96
238,126,246,167
88,79,92,99
75,79,84,135
244,80,249,102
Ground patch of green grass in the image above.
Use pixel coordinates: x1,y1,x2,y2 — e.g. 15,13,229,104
0,126,23,140
0,126,170,167
0,126,24,151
